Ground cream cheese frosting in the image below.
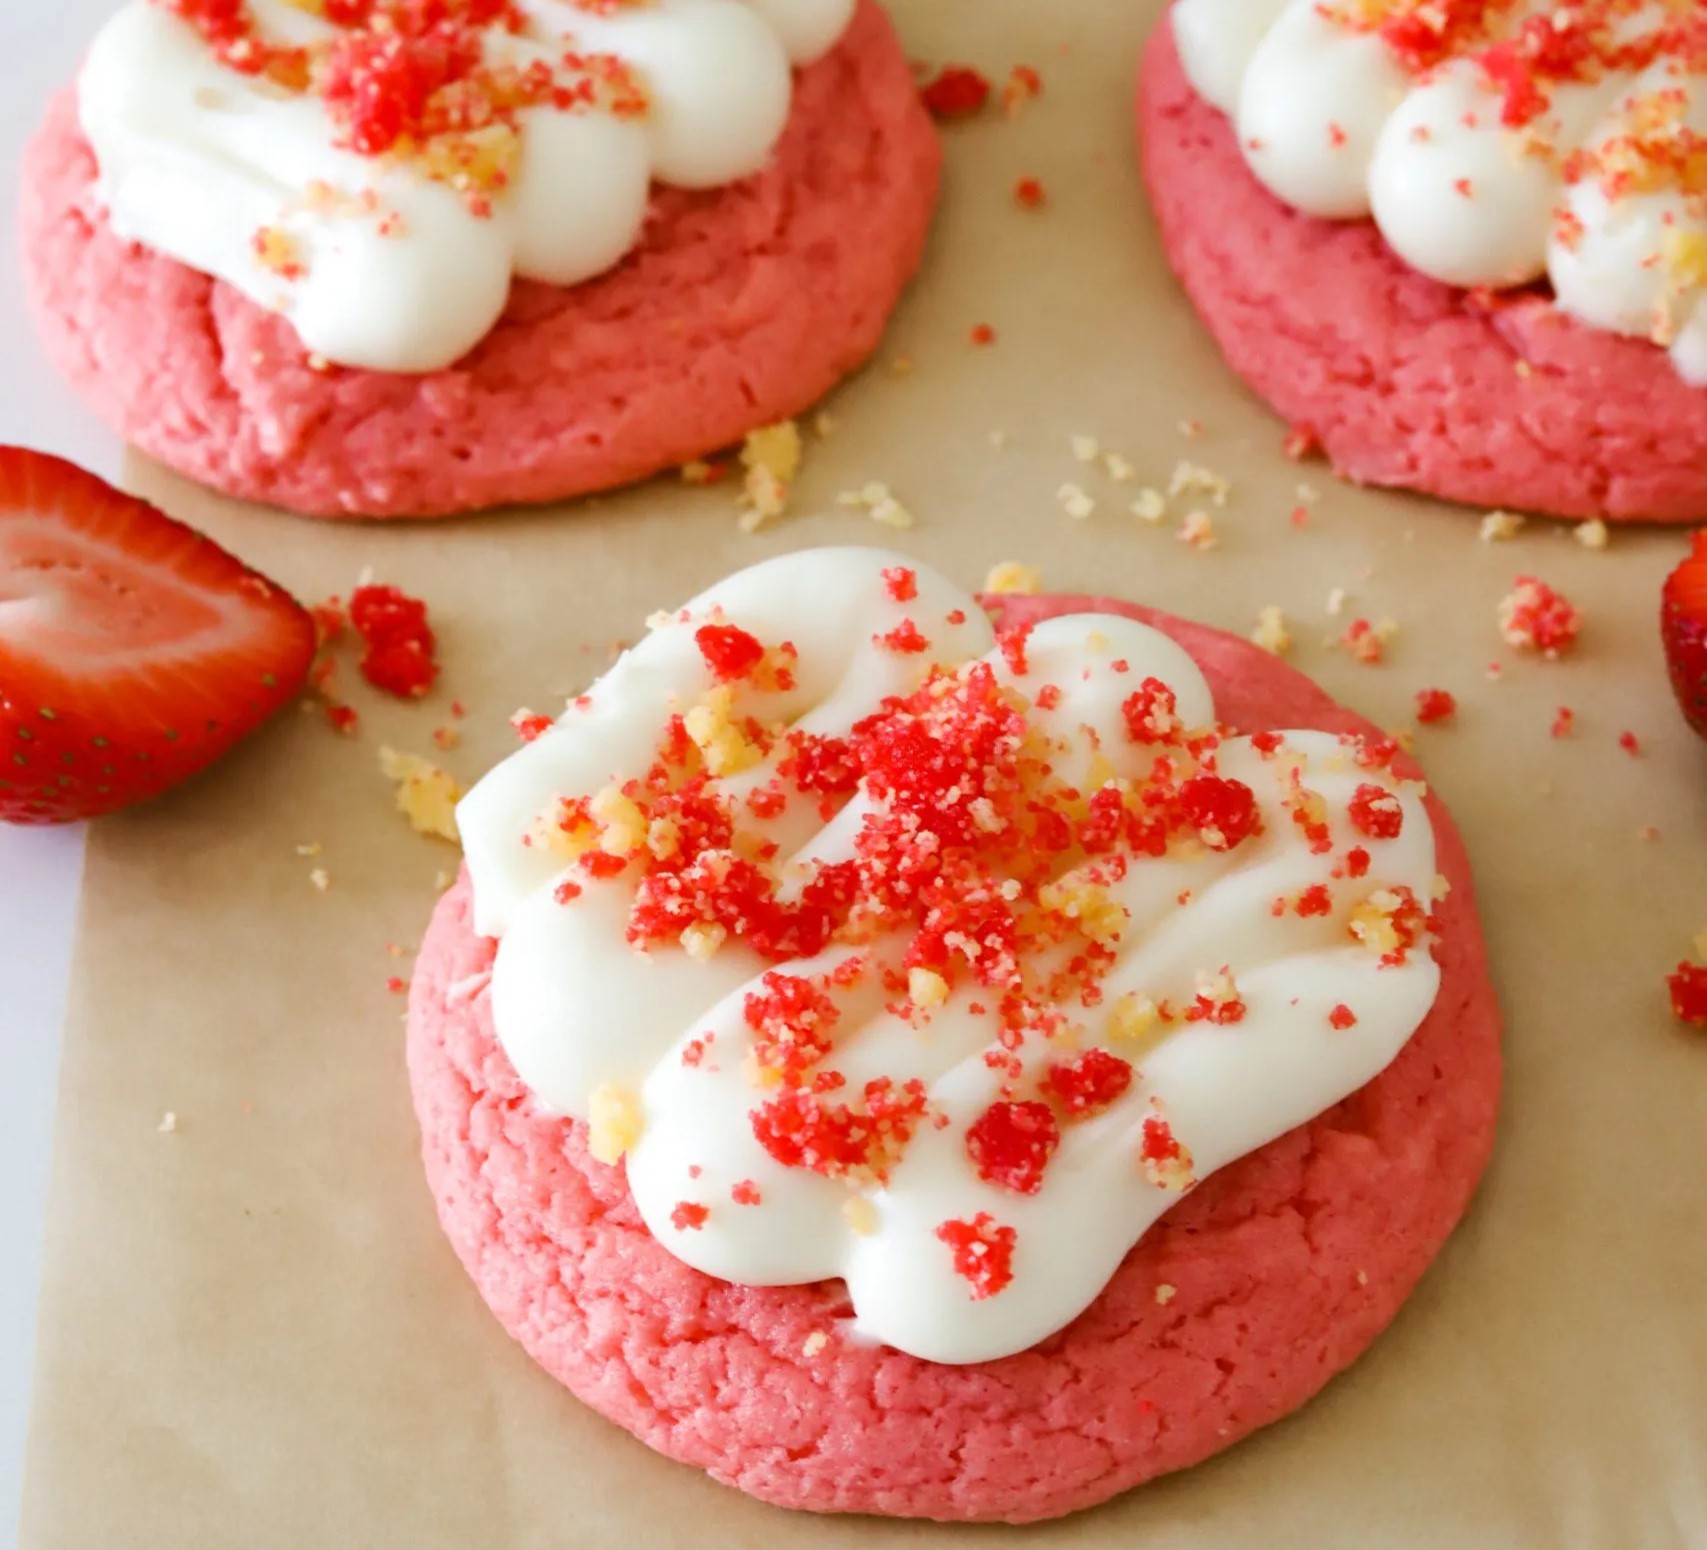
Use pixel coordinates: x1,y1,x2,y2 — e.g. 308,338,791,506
457,549,1444,1365
77,0,854,372
1172,0,1707,381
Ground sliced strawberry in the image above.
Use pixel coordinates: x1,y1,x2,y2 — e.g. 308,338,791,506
1661,528,1707,741
0,448,315,824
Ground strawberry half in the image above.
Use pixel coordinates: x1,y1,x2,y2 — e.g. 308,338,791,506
1662,528,1707,742
0,448,315,823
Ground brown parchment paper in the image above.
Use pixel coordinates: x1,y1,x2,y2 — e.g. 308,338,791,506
20,1,1707,1543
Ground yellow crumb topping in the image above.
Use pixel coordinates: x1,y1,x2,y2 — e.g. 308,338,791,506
983,561,1041,596
379,746,463,844
587,1084,643,1165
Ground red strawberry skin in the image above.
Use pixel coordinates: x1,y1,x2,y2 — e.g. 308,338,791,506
0,448,316,823
1662,529,1707,742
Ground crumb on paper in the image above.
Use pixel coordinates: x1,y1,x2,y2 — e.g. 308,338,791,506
1252,605,1291,656
838,480,915,530
989,429,1010,450
983,561,1041,596
1103,451,1137,483
1575,519,1609,550
680,459,721,486
1325,587,1348,616
309,867,331,892
157,1111,178,1135
737,420,802,531
813,411,837,439
380,746,463,844
1168,460,1228,505
1057,483,1096,520
1479,510,1525,543
295,841,323,858
1177,510,1216,549
1070,434,1100,464
1131,488,1166,523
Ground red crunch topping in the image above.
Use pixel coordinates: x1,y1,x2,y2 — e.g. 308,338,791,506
348,584,440,698
876,619,931,655
920,64,992,120
541,613,1428,1277
696,623,767,683
511,709,554,741
1139,1112,1184,1166
1415,688,1457,724
1670,962,1707,1027
934,1212,1017,1300
882,566,919,603
731,1179,762,1206
670,1201,710,1231
1347,783,1405,840
1499,576,1582,656
1329,1003,1358,1030
1041,1048,1134,1117
965,1100,1060,1194
159,0,647,215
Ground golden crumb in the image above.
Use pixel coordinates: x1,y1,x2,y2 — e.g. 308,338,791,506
1251,605,1292,656
802,1331,829,1357
1479,510,1525,542
1168,460,1229,505
908,966,950,1009
295,841,323,857
157,1111,178,1135
1039,871,1128,945
1325,587,1348,616
1177,509,1217,549
1057,482,1096,520
309,867,331,892
379,746,463,844
1432,873,1452,902
1131,487,1166,523
1349,890,1405,956
842,1196,879,1235
680,459,717,485
1108,992,1160,1043
838,481,915,530
685,686,761,776
681,921,729,962
1103,451,1137,484
1357,1269,1370,1287
1574,519,1609,550
737,420,802,530
1693,928,1707,961
1154,1283,1176,1306
588,1084,643,1165
983,560,1041,595
813,411,837,439
1070,434,1101,464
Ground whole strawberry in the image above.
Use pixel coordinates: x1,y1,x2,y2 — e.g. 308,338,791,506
0,447,315,823
1662,529,1707,740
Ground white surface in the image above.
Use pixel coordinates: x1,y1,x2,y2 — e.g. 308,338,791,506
1,0,126,1537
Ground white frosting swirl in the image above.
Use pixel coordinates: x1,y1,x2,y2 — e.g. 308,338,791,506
1172,0,1707,381
77,0,854,372
458,549,1443,1365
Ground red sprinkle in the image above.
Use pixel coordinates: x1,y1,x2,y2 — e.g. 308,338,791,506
553,880,583,905
324,703,360,735
731,1179,762,1206
1670,963,1707,1028
1415,688,1457,724
1551,706,1576,739
1014,176,1047,208
1140,1113,1183,1165
920,64,991,120
876,619,931,655
882,566,919,603
695,623,766,682
1121,678,1182,744
510,709,554,742
385,976,407,994
670,1201,710,1232
1347,783,1405,840
1329,1004,1358,1030
1042,1049,1134,1118
965,1100,1060,1194
970,323,998,347
1619,730,1641,757
934,1212,1017,1300
349,584,439,698
1178,774,1262,851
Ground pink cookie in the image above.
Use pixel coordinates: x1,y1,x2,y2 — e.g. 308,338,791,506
1137,18,1707,523
19,1,937,520
405,594,1502,1525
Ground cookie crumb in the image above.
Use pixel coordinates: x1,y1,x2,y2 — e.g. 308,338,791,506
983,561,1041,596
157,1111,178,1134
1498,577,1581,657
843,1196,878,1235
1131,488,1166,523
1251,605,1292,656
737,420,802,531
1325,587,1348,616
1057,483,1096,520
295,841,323,857
309,867,331,892
1574,519,1609,550
1357,1269,1369,1287
379,746,463,843
1169,460,1228,505
1177,509,1216,549
1479,511,1525,543
838,481,915,531
802,1331,829,1357
1070,434,1100,464
588,1084,643,1164
1154,1283,1177,1305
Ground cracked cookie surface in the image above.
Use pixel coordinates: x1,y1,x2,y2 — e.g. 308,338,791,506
404,595,1501,1524
19,0,938,519
1138,20,1707,524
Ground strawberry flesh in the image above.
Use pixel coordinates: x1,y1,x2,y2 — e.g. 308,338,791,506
1661,529,1707,741
0,447,316,823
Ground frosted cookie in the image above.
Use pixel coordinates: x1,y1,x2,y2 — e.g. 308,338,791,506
20,0,937,519
1139,1,1707,522
404,548,1502,1523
